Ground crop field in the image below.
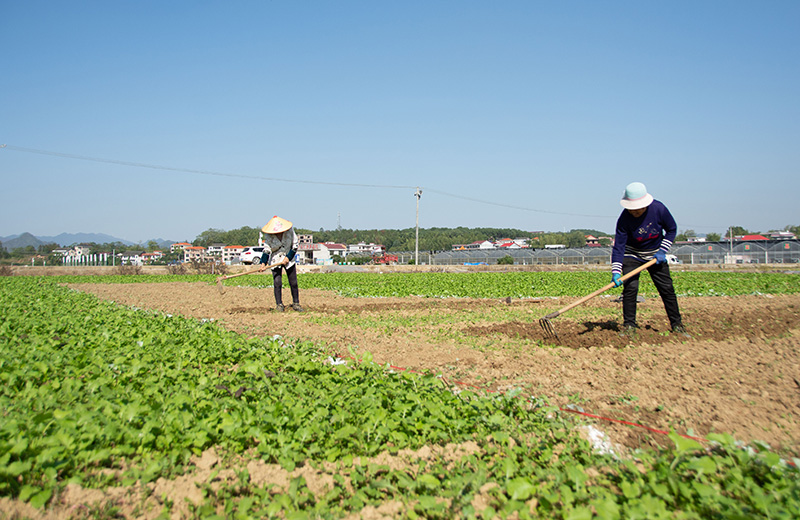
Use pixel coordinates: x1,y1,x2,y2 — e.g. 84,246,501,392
2,270,800,519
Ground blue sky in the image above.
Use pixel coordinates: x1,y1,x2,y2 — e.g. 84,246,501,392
2,1,798,244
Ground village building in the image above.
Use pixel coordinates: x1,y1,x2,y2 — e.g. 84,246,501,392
223,245,244,264
141,251,164,264
183,246,206,263
297,243,334,265
347,242,386,255
171,242,192,254
322,242,347,258
121,251,147,265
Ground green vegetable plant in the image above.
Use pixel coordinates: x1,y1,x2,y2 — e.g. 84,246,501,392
1,276,798,518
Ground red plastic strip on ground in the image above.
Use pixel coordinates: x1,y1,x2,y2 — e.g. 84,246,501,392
370,358,707,442
367,357,798,467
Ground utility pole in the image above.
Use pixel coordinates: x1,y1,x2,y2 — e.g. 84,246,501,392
729,226,733,264
414,187,422,266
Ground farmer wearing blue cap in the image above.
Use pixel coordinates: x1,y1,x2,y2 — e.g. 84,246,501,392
612,182,688,337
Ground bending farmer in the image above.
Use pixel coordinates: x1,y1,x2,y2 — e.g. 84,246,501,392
612,182,688,337
259,215,304,312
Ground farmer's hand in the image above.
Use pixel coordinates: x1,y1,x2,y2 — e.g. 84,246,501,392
281,256,289,265
258,264,267,272
654,251,667,264
612,273,622,287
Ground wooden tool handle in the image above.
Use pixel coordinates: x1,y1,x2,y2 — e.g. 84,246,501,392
216,261,283,282
549,258,657,318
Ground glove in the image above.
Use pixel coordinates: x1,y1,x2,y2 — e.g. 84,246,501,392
654,251,667,264
612,273,622,287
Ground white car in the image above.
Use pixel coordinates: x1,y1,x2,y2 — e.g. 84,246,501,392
240,246,265,265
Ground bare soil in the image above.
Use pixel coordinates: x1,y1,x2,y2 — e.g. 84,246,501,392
66,279,800,457
6,274,800,519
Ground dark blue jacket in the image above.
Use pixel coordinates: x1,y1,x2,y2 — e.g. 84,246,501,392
612,200,677,274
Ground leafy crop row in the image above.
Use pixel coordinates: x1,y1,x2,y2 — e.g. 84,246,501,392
46,270,800,299
2,277,798,518
295,271,800,298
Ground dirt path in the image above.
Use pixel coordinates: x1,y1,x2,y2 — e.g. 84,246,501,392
69,281,800,456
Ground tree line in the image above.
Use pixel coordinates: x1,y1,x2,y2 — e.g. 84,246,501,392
193,226,610,252
2,224,797,265
192,225,798,252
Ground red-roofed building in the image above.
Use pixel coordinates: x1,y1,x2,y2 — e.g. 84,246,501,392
141,251,164,264
322,242,347,257
183,246,206,262
223,245,245,264
171,242,192,254
297,242,347,265
585,235,601,247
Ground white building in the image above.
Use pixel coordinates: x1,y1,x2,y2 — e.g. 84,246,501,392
298,243,333,265
121,250,146,265
207,243,226,257
183,246,206,263
223,245,245,265
452,240,495,251
171,242,192,253
347,242,386,255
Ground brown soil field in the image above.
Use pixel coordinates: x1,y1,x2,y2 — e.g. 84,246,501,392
4,269,800,519
66,278,800,458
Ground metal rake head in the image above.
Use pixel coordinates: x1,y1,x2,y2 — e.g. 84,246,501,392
539,316,559,340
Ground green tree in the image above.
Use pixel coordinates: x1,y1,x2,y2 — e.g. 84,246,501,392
706,232,722,242
194,227,261,247
726,226,750,239
497,255,514,265
11,246,36,259
37,243,60,254
565,230,587,248
225,227,261,247
194,228,227,247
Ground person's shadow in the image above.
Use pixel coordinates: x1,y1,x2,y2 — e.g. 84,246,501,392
579,320,621,335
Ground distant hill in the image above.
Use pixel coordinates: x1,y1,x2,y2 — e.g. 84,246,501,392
42,233,135,247
0,232,45,251
0,233,176,251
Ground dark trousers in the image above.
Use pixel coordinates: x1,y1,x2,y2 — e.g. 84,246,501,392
272,264,300,305
622,257,682,329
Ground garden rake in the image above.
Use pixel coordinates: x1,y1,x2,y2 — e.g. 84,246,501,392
539,258,657,340
216,261,283,295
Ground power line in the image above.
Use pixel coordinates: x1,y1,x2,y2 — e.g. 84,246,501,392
1,144,415,190
425,188,609,219
3,143,611,220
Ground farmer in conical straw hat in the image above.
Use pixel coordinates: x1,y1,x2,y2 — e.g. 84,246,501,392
258,216,303,312
612,182,687,337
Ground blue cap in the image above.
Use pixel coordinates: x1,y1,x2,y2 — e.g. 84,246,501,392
620,182,654,210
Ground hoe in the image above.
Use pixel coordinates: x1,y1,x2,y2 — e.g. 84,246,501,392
539,258,657,340
216,260,283,294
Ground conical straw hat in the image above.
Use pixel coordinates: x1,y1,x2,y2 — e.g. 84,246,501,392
262,215,293,234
